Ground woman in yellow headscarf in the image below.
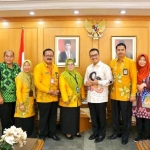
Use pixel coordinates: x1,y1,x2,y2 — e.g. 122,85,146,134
59,59,85,140
14,60,36,138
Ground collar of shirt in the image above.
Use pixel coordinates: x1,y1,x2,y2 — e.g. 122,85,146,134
42,61,54,68
3,62,15,69
65,50,70,54
91,61,101,67
65,50,70,53
116,56,129,63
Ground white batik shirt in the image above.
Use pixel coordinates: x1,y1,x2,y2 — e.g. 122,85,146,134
84,61,113,103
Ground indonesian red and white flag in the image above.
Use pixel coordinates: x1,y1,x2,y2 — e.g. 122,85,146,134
18,28,24,69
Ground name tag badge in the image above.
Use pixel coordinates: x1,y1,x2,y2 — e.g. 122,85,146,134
123,69,128,75
29,90,33,97
76,86,80,93
55,72,59,79
50,78,54,84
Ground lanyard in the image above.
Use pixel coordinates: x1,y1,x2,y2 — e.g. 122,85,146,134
68,72,78,85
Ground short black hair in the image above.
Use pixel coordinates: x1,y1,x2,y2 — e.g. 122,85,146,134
43,48,54,56
116,43,126,50
89,48,99,55
4,50,14,56
64,40,71,45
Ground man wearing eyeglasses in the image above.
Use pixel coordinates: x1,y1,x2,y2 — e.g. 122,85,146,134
0,50,21,134
84,48,113,143
34,48,60,141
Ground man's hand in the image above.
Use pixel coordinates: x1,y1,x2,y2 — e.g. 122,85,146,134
48,90,59,96
90,78,98,85
130,96,136,102
0,95,3,104
53,90,59,96
20,104,25,111
86,80,92,86
86,79,98,86
64,101,70,105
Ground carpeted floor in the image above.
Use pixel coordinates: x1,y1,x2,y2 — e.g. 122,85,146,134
43,124,138,150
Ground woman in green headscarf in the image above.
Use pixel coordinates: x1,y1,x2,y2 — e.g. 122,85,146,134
14,60,36,138
59,59,85,140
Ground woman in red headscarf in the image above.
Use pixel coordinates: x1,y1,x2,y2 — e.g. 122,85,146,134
132,54,150,142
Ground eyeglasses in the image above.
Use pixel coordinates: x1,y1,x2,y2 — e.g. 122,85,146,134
67,64,74,67
44,55,54,58
90,54,98,58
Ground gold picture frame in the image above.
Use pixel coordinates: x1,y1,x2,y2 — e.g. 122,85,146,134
55,36,79,67
111,36,136,60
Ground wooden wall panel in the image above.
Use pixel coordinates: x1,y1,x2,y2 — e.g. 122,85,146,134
0,18,149,75
24,28,38,71
0,28,38,71
43,27,93,76
0,29,20,62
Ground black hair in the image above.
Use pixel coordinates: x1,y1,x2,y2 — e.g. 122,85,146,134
116,43,126,50
43,48,54,56
89,48,99,55
64,40,71,45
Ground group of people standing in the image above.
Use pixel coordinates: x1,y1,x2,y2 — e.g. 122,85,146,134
0,42,149,146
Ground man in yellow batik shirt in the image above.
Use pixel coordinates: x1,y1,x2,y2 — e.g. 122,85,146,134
34,48,60,141
108,43,137,145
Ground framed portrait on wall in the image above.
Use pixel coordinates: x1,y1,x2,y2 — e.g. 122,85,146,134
111,36,136,60
55,36,79,67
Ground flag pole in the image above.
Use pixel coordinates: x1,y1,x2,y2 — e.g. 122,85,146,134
18,26,24,69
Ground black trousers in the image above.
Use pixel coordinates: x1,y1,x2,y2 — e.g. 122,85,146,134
15,116,37,138
136,117,150,139
88,102,107,136
0,102,16,134
111,99,132,138
38,102,58,138
60,106,80,135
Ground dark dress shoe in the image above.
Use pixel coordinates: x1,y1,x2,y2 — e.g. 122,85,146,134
50,135,61,141
108,133,122,140
65,134,73,140
75,134,81,138
122,137,128,145
94,135,105,143
88,134,98,140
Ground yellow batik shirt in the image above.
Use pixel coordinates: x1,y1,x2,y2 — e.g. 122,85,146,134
110,57,137,101
59,75,85,107
34,61,59,103
14,73,35,118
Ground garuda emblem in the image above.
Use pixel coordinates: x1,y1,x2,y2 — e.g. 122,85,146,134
84,19,106,40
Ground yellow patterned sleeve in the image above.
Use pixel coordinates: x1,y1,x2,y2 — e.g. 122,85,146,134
34,65,49,93
59,75,69,102
15,77,24,104
81,85,85,100
130,60,137,96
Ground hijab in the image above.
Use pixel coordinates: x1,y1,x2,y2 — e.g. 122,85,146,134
61,59,83,94
137,54,150,84
16,60,34,90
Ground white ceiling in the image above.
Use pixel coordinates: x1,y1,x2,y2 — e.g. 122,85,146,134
0,0,150,17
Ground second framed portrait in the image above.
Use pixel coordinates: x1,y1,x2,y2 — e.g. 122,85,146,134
55,36,79,67
111,36,136,60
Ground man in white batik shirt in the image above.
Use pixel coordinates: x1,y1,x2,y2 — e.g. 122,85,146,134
84,48,113,143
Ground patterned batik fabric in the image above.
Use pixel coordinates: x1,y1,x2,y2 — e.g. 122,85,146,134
132,74,150,119
0,62,21,102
